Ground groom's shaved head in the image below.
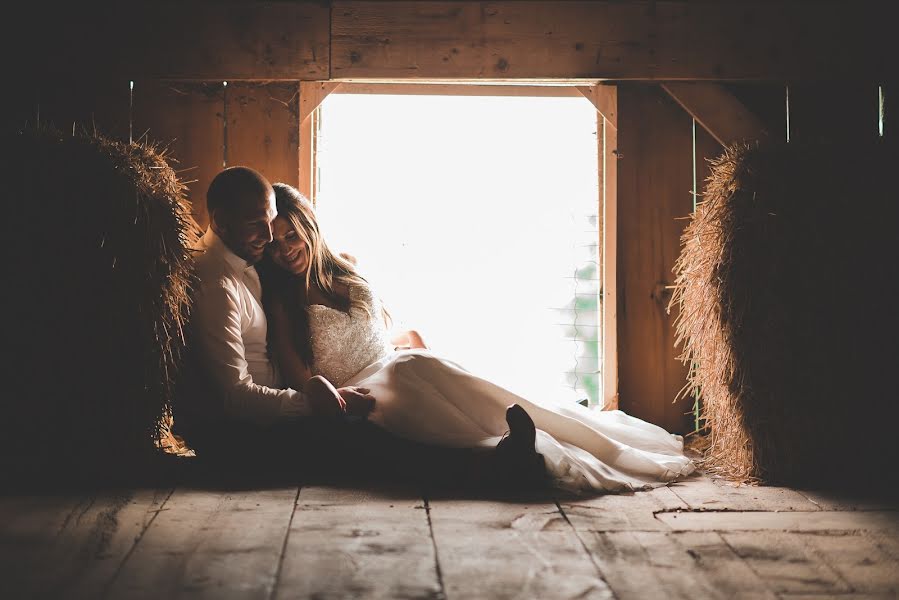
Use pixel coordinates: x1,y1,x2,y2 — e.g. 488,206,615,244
207,166,273,218
207,166,276,264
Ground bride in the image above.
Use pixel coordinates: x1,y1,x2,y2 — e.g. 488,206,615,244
257,183,694,493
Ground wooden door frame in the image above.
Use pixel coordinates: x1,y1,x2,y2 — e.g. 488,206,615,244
298,80,619,408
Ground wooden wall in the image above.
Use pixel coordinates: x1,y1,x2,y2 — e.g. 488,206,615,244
616,85,694,432
9,3,331,82
6,1,892,433
615,82,762,433
13,81,299,230
614,80,886,432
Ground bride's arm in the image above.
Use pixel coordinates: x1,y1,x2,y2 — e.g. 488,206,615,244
268,297,314,390
391,329,428,350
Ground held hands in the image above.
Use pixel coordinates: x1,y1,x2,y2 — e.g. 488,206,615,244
337,386,376,417
304,375,375,418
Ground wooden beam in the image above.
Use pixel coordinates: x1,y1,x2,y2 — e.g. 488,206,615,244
300,82,344,123
661,83,767,145
16,2,891,82
333,83,583,97
331,1,890,81
577,85,618,130
15,2,330,81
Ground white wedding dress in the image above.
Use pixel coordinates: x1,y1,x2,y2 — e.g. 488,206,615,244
308,282,695,493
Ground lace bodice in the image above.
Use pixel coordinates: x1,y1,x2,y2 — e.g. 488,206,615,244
307,282,394,386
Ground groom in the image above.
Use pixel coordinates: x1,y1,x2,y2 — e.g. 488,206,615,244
177,166,374,468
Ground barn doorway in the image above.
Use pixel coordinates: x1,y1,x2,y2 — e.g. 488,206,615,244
310,84,602,406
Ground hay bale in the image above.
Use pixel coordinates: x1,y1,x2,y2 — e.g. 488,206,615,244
671,139,898,486
2,126,198,484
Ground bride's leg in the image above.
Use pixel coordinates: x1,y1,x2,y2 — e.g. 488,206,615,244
365,355,549,489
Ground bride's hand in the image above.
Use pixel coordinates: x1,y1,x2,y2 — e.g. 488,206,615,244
338,386,376,417
304,375,347,417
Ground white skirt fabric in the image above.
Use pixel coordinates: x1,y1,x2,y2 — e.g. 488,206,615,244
346,350,695,494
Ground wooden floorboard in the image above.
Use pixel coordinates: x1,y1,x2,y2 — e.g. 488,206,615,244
657,510,899,532
1,493,90,597
668,475,821,512
796,488,899,512
671,531,778,599
560,485,688,532
2,472,898,599
577,530,722,599
722,531,851,595
427,494,613,599
105,486,297,599
870,530,899,561
799,532,899,596
778,595,897,600
0,489,170,599
276,485,441,599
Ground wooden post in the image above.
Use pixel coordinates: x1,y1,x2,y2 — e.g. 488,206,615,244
602,108,619,411
299,82,343,202
616,84,695,434
579,84,619,410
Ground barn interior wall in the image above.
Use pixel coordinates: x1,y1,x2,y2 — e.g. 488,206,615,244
7,2,890,433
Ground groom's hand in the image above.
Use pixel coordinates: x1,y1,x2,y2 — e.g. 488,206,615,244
305,375,347,417
338,386,375,417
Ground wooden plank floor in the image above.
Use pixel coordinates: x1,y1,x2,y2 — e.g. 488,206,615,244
1,471,897,599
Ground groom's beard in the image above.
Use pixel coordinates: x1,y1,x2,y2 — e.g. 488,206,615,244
231,240,268,264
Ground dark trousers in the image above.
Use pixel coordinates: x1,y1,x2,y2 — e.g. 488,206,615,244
176,416,499,490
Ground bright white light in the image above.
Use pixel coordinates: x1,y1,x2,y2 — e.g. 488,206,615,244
316,93,599,405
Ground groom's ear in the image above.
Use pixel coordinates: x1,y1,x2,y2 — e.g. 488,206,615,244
208,208,226,235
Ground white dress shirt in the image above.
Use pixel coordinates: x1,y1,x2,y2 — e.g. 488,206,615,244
192,229,308,424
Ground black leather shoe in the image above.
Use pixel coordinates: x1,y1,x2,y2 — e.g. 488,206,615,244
494,404,546,490
505,404,536,450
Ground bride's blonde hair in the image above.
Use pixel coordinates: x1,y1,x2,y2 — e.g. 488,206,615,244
271,183,371,317
259,183,391,368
